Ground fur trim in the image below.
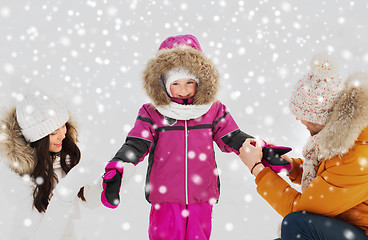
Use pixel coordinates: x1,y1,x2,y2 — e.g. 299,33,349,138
0,107,35,175
318,72,368,159
0,107,78,176
143,46,219,106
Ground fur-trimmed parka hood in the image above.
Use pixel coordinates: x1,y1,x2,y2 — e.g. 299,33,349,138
317,72,368,159
143,45,220,106
0,107,78,176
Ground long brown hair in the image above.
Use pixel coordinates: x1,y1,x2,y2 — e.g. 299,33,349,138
30,122,85,213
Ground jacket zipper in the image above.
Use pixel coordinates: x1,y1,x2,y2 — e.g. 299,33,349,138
185,120,189,205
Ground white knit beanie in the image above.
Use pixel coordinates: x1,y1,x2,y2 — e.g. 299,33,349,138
163,68,199,97
289,53,342,125
16,93,69,142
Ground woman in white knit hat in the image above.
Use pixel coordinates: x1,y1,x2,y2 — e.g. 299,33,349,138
239,53,368,239
0,92,102,240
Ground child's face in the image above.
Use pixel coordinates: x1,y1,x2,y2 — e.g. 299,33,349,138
49,124,67,153
169,78,197,99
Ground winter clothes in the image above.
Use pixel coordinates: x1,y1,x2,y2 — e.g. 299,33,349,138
154,97,213,121
251,141,292,173
278,212,368,240
101,35,254,240
255,72,368,235
102,34,252,207
289,52,342,125
289,53,343,190
158,34,203,52
123,100,242,205
16,93,70,142
149,202,212,240
143,35,219,107
0,108,102,240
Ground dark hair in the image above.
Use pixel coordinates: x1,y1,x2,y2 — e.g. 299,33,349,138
30,122,85,213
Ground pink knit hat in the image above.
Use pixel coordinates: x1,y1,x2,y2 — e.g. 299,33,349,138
158,34,202,52
289,53,342,125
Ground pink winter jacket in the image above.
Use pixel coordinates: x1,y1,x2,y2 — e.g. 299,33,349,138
113,100,249,205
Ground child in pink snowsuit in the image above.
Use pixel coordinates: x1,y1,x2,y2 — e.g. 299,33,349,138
101,34,289,240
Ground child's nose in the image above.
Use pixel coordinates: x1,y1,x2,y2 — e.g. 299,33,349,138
179,87,188,94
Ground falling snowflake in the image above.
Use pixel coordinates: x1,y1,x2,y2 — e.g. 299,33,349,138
230,91,241,100
141,130,149,138
35,176,44,185
188,151,195,159
181,209,189,218
244,194,253,203
158,185,167,194
134,174,143,183
191,174,203,185
122,222,131,231
199,153,207,161
3,63,15,74
343,229,355,240
23,218,32,227
225,223,234,231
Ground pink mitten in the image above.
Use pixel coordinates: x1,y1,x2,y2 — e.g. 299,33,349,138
251,141,292,173
101,161,124,208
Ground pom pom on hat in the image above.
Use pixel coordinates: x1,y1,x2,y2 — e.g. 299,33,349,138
162,68,199,97
310,52,339,81
289,53,342,125
16,93,69,142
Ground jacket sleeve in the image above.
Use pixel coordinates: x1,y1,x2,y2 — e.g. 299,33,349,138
82,177,103,209
32,195,78,240
255,157,368,218
212,102,253,154
288,158,304,184
0,162,34,205
0,163,36,240
111,105,156,165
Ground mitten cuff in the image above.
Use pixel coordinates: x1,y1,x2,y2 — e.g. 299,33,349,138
105,160,124,174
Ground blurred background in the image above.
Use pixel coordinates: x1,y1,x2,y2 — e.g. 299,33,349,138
1,0,367,239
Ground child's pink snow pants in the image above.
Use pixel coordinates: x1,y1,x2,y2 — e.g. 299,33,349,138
148,202,213,240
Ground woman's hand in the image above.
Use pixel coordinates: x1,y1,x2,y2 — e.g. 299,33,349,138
239,139,264,176
281,154,293,163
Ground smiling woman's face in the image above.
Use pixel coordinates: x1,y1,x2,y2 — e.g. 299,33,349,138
48,124,67,153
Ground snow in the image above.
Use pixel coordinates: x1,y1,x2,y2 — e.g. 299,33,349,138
181,209,189,217
345,229,359,240
35,177,44,185
158,185,167,194
199,153,207,161
121,222,131,231
23,218,32,227
0,0,367,239
244,194,253,203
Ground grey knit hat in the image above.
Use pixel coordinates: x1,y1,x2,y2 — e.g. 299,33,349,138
16,93,69,142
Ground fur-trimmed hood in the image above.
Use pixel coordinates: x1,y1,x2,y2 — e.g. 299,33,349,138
143,46,220,106
317,72,368,159
0,107,78,176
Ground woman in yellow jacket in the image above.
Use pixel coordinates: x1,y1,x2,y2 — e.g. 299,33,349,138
240,54,368,240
